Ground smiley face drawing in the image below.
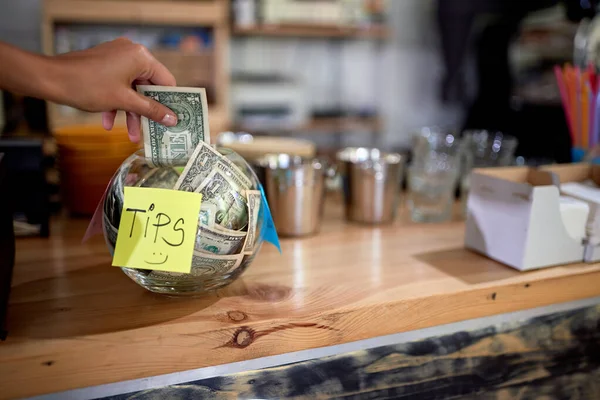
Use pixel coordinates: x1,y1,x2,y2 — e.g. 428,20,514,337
145,252,169,265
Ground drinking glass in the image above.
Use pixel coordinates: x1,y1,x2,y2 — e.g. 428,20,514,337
408,128,462,222
460,130,518,214
412,126,463,163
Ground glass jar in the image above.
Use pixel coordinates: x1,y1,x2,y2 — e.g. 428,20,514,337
102,148,264,296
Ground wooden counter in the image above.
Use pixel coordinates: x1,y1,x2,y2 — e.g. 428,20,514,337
3,197,600,399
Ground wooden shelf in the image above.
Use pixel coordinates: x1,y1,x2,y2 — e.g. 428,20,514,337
234,115,383,134
43,0,227,26
233,23,391,39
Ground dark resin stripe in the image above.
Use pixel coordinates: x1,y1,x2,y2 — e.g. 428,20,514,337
102,304,600,400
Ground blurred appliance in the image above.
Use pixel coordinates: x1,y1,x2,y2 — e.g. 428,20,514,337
231,74,310,129
262,0,347,25
0,138,50,237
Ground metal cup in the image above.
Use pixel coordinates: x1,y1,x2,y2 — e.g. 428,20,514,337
255,154,328,237
337,147,405,224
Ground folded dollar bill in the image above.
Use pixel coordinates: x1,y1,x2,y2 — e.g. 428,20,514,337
174,142,252,192
137,85,210,167
195,168,249,230
196,224,246,255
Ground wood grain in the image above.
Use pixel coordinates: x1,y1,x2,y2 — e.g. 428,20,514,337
100,304,600,399
3,196,600,399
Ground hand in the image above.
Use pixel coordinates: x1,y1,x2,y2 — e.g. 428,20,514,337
53,38,178,142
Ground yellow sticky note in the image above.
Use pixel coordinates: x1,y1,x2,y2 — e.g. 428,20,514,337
112,187,202,273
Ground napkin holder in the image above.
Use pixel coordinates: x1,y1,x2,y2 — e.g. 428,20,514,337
465,166,587,271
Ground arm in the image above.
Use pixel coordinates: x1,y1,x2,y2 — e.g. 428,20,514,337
0,42,60,102
0,38,178,142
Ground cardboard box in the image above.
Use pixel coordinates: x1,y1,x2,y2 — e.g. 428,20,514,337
465,166,587,271
539,163,600,263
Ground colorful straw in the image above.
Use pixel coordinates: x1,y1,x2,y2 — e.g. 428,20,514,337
555,63,600,157
554,65,574,143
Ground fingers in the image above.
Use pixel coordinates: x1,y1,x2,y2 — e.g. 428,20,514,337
104,110,140,144
126,112,141,143
123,89,178,127
102,111,117,130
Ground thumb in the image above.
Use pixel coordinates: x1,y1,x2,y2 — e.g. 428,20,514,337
124,90,178,127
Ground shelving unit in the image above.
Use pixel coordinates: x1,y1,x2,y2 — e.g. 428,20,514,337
233,23,390,39
40,0,390,144
230,13,390,146
41,0,231,138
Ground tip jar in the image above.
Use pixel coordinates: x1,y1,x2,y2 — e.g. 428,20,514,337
102,148,265,296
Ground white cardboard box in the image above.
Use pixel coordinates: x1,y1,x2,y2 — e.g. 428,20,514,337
465,166,587,271
539,163,600,263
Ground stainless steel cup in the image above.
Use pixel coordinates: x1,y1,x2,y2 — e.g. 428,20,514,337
255,154,328,237
337,147,404,224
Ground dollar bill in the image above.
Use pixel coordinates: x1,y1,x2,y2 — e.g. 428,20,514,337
214,160,251,190
190,252,243,277
104,178,124,227
102,214,118,255
199,203,217,227
137,85,210,167
196,169,248,230
147,270,187,280
174,142,252,192
213,224,243,234
242,190,261,255
147,252,243,280
196,224,246,255
135,167,180,189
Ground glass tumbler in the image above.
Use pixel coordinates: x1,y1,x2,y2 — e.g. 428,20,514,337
460,130,518,214
412,127,464,160
409,129,462,223
408,161,460,223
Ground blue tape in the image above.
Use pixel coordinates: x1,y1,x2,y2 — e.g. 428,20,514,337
572,147,586,163
259,184,281,254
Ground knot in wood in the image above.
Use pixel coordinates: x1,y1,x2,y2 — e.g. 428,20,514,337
227,311,247,322
233,327,255,348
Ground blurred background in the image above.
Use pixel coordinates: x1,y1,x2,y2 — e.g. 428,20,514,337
0,0,598,234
